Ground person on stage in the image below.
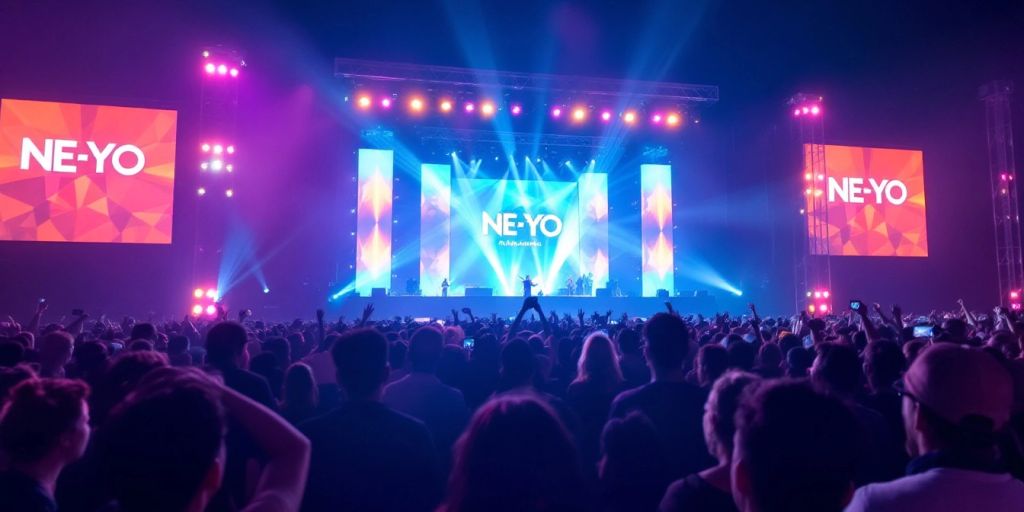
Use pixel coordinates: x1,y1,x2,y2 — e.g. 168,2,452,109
521,275,537,297
441,278,450,298
566,275,576,296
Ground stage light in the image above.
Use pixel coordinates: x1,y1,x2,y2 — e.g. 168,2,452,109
193,288,204,299
204,63,215,74
192,304,203,315
217,64,228,75
481,101,496,117
806,291,813,297
823,290,830,298
205,288,217,299
380,97,392,108
601,111,612,122
1011,290,1020,299
814,291,822,299
551,107,562,118
213,144,223,154
652,114,663,124
793,108,801,116
263,287,270,294
666,113,681,126
510,104,522,116
805,188,812,195
201,143,211,152
801,106,810,114
226,164,233,172
811,105,821,115
464,102,475,113
572,107,586,122
804,172,812,181
814,189,823,197
226,145,235,154
440,100,453,112
817,174,824,181
734,290,743,297
623,111,637,124
229,68,239,77
809,304,816,313
202,50,210,58
200,162,209,170
225,188,234,198
450,151,458,157
409,97,424,112
197,187,206,196
357,95,372,109
211,159,223,171
205,305,217,316
819,303,828,313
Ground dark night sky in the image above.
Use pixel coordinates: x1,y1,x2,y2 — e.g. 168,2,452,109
0,0,1021,316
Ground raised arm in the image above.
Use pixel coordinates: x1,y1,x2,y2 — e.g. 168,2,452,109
25,300,47,335
749,303,766,344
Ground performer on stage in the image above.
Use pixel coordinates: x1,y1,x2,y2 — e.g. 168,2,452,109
566,275,576,296
520,275,537,297
441,278,449,297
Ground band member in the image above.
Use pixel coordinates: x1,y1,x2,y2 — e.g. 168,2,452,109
441,278,450,297
576,275,585,295
521,275,537,297
566,275,576,295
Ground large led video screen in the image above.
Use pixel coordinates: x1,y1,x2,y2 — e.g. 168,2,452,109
0,99,177,243
807,144,927,257
450,177,582,296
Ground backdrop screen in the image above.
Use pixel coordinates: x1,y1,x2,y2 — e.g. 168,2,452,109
808,144,927,257
0,99,177,243
450,178,582,296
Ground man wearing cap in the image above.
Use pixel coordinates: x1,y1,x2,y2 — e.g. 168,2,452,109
846,344,1024,511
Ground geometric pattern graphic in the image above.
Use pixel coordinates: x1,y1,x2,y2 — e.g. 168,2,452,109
578,173,609,295
0,99,176,244
419,163,450,296
355,148,394,295
807,144,927,257
641,164,675,296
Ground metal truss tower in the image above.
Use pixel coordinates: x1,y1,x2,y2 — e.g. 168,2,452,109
789,93,832,313
980,81,1022,306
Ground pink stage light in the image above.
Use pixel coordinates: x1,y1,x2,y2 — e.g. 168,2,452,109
793,108,801,116
202,50,210,58
1011,291,1020,299
380,97,392,108
213,144,223,154
226,164,233,172
200,162,209,170
811,105,821,115
229,68,239,77
206,288,217,299
511,104,522,116
801,106,810,114
217,64,228,75
201,143,211,152
226,145,235,154
357,95,372,109
193,288,204,299
204,63,216,74
551,107,562,118
464,102,475,113
601,111,612,122
192,304,203,315
819,303,828,313
651,114,663,124
623,111,637,124
225,189,234,198
205,305,217,316
197,187,206,196
814,291,822,299
822,290,830,298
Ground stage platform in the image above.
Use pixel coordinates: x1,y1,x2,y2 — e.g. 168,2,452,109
332,294,718,320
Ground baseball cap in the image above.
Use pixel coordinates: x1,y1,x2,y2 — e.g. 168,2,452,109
903,343,1013,429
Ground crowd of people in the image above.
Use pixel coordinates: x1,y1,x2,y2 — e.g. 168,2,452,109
0,295,1022,511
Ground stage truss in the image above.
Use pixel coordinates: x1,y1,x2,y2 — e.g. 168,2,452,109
980,81,1022,306
789,93,832,312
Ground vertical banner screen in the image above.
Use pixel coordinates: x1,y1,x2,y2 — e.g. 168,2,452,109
355,149,393,295
578,173,609,294
641,164,674,296
807,144,927,257
0,99,177,243
419,163,451,296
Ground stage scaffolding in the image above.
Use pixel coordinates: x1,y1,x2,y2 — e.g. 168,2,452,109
334,58,719,106
789,93,831,312
980,81,1022,305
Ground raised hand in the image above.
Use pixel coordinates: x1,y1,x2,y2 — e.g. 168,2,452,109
360,304,375,324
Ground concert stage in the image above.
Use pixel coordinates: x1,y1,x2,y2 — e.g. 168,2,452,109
332,294,719,320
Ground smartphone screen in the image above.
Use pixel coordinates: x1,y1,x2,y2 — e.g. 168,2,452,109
463,338,475,350
913,325,934,338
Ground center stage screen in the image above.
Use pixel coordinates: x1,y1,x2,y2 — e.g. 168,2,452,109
0,99,177,244
450,178,582,296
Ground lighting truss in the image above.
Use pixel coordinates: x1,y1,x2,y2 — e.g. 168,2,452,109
789,92,832,312
335,58,719,106
980,80,1022,304
416,127,609,149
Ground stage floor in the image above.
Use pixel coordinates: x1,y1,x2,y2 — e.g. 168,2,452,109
331,295,718,321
